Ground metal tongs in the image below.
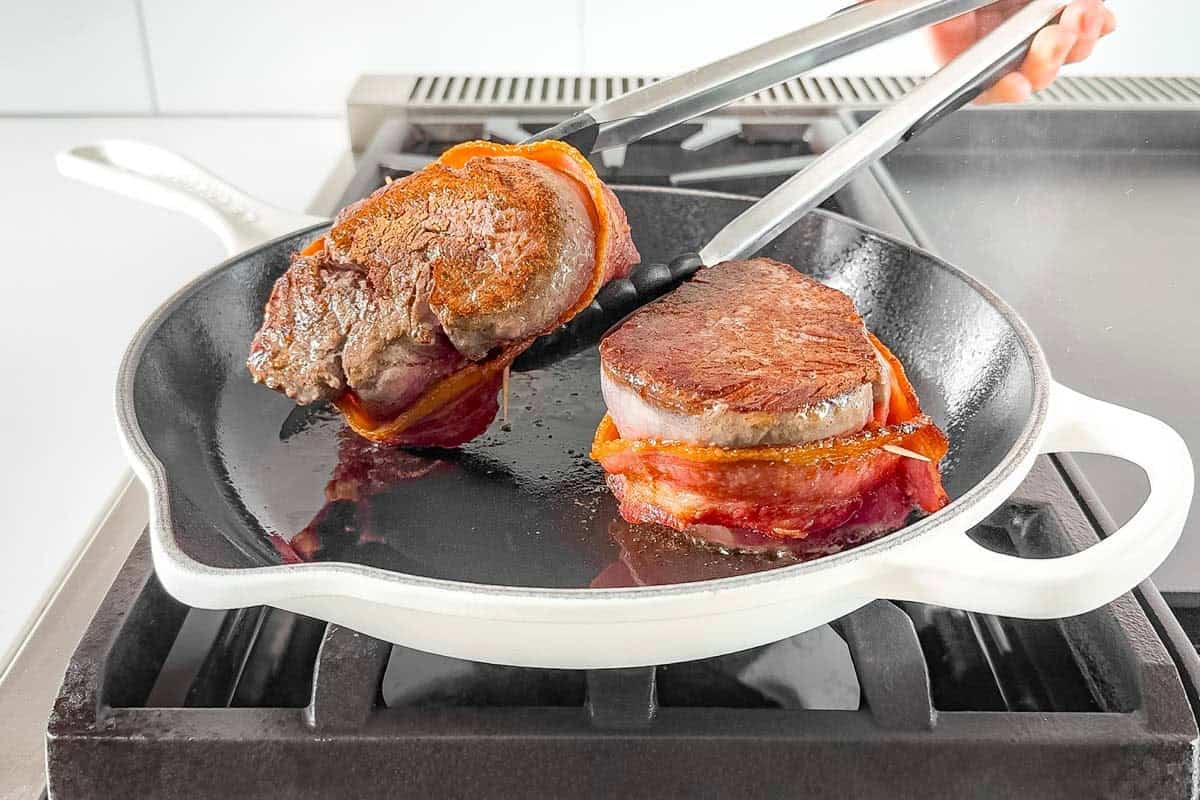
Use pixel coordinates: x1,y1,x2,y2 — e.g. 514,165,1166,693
516,0,1073,368
526,0,1071,261
534,0,1019,152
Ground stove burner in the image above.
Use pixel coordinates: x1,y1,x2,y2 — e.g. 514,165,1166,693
680,117,743,151
669,155,817,186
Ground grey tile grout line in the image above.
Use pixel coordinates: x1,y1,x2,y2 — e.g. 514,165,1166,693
577,0,588,76
132,0,160,114
0,111,343,120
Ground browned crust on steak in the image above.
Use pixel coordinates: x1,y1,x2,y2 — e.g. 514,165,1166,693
328,158,571,329
598,258,880,415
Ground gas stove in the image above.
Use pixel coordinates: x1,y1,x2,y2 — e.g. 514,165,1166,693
16,74,1200,798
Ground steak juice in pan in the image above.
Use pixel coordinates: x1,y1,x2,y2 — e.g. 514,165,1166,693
269,352,924,588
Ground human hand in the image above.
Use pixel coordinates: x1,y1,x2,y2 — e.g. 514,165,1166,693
928,0,1116,103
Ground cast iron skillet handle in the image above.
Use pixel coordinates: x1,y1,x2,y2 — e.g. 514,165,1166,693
876,384,1194,617
56,140,326,256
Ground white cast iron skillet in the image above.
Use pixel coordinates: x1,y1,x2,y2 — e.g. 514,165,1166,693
60,136,1192,669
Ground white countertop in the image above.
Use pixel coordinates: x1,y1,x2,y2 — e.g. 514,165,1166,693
0,116,348,667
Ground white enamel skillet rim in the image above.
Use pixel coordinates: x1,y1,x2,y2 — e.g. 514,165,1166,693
62,134,1194,669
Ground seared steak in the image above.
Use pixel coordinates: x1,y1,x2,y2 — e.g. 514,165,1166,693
327,157,600,361
248,143,638,431
246,251,368,405
592,259,950,551
598,258,887,447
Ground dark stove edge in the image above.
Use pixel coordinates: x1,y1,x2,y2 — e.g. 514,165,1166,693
1164,592,1200,608
852,89,1198,739
1057,452,1200,737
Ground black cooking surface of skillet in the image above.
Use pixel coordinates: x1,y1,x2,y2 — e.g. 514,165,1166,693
131,186,1034,588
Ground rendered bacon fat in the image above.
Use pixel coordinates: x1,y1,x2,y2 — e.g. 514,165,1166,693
248,140,638,447
592,260,949,550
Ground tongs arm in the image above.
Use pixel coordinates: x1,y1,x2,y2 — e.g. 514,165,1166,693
700,0,1070,265
527,0,1006,153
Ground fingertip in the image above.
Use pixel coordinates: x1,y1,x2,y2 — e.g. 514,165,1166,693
1059,2,1088,36
1023,26,1078,91
977,73,1033,105
928,13,979,64
1065,1,1112,63
1002,73,1034,103
1051,27,1080,62
1100,7,1117,35
1066,33,1098,65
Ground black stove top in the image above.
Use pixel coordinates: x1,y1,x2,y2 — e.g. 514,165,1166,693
46,462,1200,798
341,117,856,214
46,107,1200,799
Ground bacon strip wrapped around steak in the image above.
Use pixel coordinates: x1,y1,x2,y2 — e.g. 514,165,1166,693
592,258,949,553
248,140,639,447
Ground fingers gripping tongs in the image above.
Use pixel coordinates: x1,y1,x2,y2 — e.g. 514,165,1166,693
515,0,1072,369
527,0,1068,158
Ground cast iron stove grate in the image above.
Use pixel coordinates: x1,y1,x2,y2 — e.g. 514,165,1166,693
46,459,1200,799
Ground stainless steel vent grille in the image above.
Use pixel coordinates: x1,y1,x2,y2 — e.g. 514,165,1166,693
406,75,660,106
396,73,1200,109
348,73,1200,152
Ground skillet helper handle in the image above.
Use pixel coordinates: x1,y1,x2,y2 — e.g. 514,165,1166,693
56,140,325,256
878,383,1193,618
699,0,1070,265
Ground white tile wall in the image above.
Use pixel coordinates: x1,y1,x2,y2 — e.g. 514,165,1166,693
0,0,153,113
580,0,936,76
139,0,585,114
581,0,1194,80
0,116,348,666
1060,0,1200,76
3,0,1197,115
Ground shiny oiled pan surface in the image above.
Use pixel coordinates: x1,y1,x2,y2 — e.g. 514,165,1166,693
129,186,1034,588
